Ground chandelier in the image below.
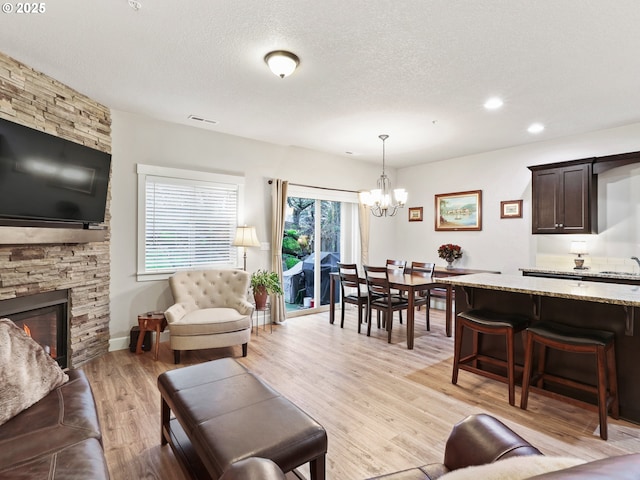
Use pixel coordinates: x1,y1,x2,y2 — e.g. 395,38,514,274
359,134,408,217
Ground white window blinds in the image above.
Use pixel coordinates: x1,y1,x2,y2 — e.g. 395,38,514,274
137,165,244,279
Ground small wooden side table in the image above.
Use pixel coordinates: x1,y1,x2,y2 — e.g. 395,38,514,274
137,312,167,360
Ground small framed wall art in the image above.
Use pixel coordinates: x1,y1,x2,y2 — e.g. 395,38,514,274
500,199,523,219
435,190,482,231
408,207,423,222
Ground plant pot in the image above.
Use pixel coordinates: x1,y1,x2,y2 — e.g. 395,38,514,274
254,286,269,310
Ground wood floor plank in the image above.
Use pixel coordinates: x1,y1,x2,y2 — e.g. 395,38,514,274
82,307,640,479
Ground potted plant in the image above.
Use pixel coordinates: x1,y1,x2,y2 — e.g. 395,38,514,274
438,243,463,269
250,269,284,309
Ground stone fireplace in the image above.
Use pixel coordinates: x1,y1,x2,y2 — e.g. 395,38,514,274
0,290,69,368
0,51,112,368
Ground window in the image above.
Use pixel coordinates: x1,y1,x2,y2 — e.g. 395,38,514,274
137,164,245,280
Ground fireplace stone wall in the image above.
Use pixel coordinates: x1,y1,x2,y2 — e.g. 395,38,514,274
0,51,112,367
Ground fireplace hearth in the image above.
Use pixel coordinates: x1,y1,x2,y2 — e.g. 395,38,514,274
0,290,69,368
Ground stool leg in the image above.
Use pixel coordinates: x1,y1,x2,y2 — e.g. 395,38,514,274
535,342,546,389
596,345,609,440
520,331,534,410
452,318,463,385
607,343,620,419
506,327,515,406
309,453,326,480
471,330,479,369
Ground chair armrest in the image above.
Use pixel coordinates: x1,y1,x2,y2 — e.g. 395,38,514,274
443,414,542,471
164,302,197,323
234,299,255,316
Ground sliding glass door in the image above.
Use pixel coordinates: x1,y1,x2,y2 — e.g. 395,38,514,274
282,186,359,314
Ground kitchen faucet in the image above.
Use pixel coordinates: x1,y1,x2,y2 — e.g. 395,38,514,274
632,256,640,268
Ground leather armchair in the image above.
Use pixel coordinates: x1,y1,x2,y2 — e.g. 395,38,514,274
165,269,254,363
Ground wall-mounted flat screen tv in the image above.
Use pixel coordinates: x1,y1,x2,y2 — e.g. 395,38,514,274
0,118,111,226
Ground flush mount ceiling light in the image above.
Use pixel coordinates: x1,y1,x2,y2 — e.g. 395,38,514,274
359,135,408,217
127,0,141,11
264,50,300,78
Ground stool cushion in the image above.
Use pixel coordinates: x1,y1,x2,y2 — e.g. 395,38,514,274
528,321,614,346
458,309,530,329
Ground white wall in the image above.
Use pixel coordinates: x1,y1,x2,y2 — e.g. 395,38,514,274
395,122,640,275
108,110,395,347
109,110,640,348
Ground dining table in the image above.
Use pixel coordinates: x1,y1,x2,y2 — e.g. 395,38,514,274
329,270,453,349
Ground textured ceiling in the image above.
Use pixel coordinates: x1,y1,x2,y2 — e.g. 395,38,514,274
1,1,640,167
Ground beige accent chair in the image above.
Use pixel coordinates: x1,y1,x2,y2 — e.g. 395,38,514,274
165,269,254,364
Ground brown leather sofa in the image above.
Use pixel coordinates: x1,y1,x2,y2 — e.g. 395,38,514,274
219,413,640,480
0,370,109,479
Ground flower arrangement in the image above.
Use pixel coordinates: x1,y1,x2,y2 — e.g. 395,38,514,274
438,243,463,261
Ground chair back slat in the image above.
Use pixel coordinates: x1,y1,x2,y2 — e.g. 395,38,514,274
410,261,435,277
338,263,362,293
386,259,406,274
364,265,391,298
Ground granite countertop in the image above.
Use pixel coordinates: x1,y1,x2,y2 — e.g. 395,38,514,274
437,272,640,306
520,267,640,281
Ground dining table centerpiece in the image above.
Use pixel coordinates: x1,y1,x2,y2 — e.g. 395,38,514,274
438,243,463,269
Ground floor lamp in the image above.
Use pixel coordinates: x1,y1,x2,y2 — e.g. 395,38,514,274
232,226,260,271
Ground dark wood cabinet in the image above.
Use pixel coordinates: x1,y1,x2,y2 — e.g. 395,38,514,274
529,160,597,234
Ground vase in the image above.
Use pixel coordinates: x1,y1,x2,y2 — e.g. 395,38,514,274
253,286,269,310
446,258,455,270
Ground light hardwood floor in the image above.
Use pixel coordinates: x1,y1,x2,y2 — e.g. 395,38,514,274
82,307,640,480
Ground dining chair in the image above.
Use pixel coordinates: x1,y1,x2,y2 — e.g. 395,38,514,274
410,261,435,331
337,263,368,333
364,265,409,343
385,259,407,323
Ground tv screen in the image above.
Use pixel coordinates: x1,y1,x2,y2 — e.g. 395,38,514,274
0,118,111,226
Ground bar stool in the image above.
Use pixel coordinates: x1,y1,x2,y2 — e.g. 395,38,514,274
520,321,619,440
452,309,530,406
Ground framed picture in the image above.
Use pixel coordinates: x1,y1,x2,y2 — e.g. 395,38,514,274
500,199,523,219
435,190,482,231
408,207,423,222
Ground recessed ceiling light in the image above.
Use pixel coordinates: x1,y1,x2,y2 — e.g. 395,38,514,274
484,97,503,110
528,123,545,134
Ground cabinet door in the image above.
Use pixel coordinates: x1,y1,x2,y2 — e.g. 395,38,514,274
531,163,595,234
560,165,590,232
531,169,559,233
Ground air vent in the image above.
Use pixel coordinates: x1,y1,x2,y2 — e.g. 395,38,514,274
188,115,218,125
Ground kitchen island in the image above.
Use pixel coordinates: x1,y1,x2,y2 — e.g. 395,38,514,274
437,273,640,423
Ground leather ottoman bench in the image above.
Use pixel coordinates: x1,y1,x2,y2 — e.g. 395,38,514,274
158,358,327,480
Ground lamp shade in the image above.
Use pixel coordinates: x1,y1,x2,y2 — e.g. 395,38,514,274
569,241,588,255
232,226,260,248
264,51,299,78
